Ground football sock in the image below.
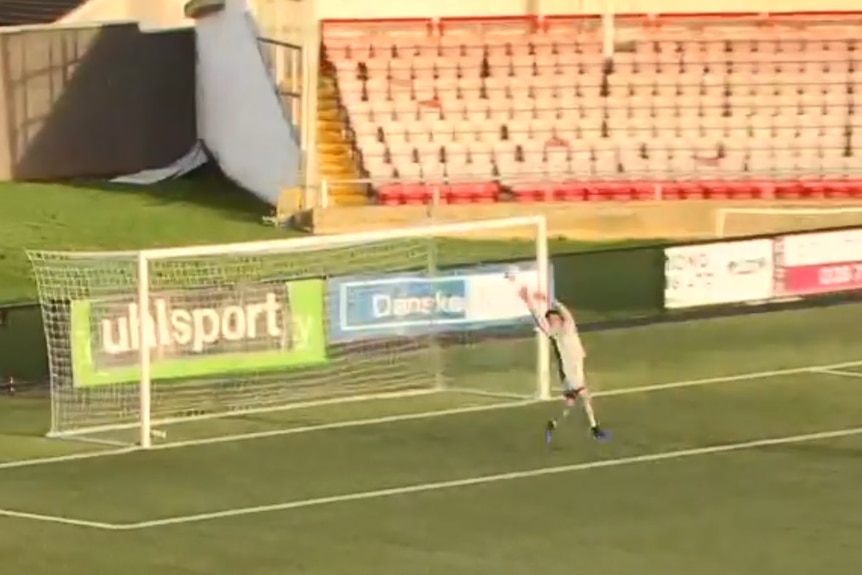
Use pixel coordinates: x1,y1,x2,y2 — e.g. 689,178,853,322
582,398,598,429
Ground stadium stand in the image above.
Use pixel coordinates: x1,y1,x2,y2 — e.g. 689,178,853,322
320,14,862,204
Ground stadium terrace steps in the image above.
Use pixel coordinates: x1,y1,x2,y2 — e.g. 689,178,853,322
317,73,368,206
320,15,862,205
0,0,85,25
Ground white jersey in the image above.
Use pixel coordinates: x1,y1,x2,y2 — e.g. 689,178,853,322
549,322,586,385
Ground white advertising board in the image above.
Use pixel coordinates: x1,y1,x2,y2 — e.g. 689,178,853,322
664,239,775,309
781,229,862,267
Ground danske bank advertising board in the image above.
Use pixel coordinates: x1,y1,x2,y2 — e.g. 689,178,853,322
69,279,327,387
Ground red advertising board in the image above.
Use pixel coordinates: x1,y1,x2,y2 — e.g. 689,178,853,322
777,229,862,297
782,261,862,296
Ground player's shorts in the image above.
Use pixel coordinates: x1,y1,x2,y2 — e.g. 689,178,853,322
560,358,586,399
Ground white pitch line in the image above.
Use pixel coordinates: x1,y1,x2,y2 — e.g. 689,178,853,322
813,369,862,379
117,425,862,531
595,359,862,397
133,358,862,453
0,508,120,530
0,447,137,471
1,358,861,472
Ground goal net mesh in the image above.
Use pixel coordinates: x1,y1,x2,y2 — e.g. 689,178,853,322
28,221,545,442
718,208,862,238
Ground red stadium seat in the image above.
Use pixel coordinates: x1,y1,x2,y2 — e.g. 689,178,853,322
324,15,860,204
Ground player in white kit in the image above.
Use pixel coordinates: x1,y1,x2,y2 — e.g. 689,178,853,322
519,287,609,444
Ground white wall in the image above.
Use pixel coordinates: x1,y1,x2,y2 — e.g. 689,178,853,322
315,0,534,20
314,0,862,21
61,0,193,29
249,0,306,44
196,0,300,206
60,0,133,23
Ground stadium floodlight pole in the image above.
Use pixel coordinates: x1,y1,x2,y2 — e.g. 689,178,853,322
137,252,152,449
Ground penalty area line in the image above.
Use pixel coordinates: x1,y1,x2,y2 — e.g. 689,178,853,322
117,425,862,531
0,508,121,531
812,368,862,379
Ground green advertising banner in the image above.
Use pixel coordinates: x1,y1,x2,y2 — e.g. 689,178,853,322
70,279,327,387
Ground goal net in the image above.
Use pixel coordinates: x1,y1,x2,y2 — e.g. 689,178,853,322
716,207,862,238
28,216,551,447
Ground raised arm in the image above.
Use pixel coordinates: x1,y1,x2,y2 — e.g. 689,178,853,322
554,299,576,328
517,285,551,335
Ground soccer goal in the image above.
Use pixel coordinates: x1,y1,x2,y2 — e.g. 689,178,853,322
28,216,551,448
716,207,862,238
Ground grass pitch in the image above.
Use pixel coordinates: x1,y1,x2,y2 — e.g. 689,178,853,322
0,301,860,575
0,177,635,304
0,177,285,303
0,177,860,574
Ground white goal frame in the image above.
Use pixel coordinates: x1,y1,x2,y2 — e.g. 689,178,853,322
716,207,862,238
38,215,551,449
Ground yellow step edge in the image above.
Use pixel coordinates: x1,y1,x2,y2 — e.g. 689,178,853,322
319,157,355,166
320,162,357,171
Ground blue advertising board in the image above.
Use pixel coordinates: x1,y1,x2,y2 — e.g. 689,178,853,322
326,261,553,343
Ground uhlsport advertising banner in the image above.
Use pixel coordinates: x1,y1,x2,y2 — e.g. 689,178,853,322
327,262,551,343
776,228,862,297
69,279,327,387
664,239,775,309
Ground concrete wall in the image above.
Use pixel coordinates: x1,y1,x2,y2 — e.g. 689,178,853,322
61,0,193,30
249,0,305,44
312,201,862,241
0,22,196,180
314,0,862,21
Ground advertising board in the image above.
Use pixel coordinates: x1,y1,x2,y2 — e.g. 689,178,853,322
69,279,328,387
781,262,862,296
777,229,862,297
664,239,775,309
327,262,550,343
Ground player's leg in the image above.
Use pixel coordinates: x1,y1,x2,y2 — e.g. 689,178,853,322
575,385,609,441
545,361,572,443
546,361,609,442
571,359,609,440
545,384,575,444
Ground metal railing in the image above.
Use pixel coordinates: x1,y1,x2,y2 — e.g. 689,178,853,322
318,162,862,207
257,37,303,130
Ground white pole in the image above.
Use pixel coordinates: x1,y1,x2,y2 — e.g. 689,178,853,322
535,216,551,400
137,252,152,449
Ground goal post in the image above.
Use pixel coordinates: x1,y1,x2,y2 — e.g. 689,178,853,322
28,216,551,448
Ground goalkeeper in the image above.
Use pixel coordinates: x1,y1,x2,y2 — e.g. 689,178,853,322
519,287,609,444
